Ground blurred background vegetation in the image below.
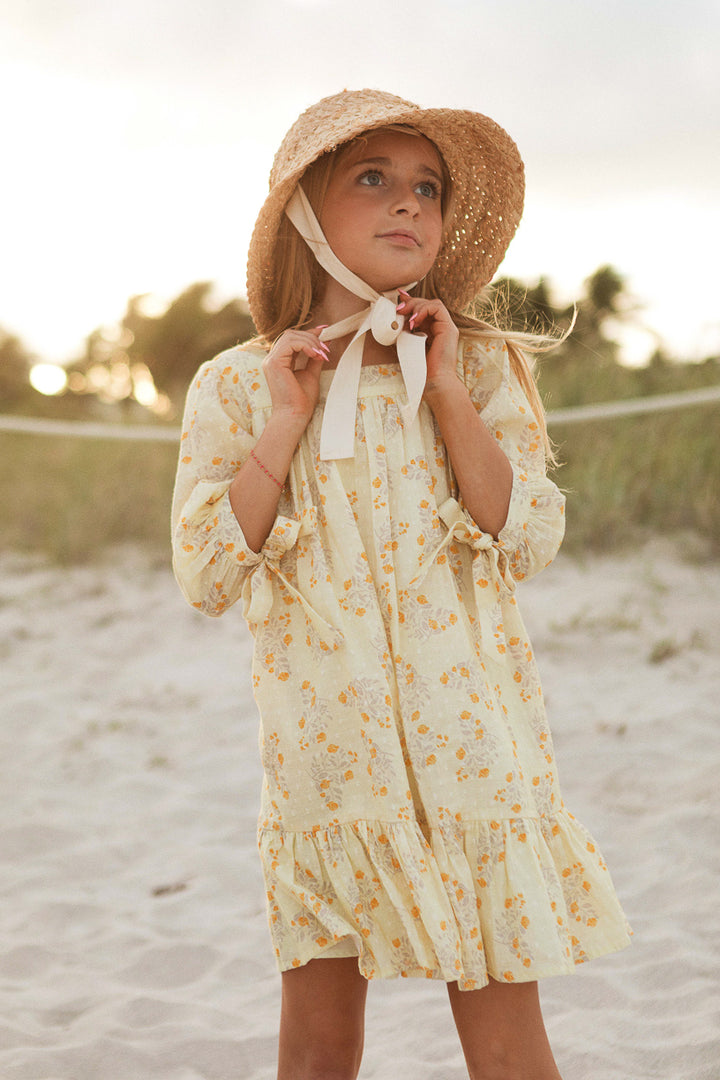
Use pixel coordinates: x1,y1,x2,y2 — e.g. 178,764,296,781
1,266,718,562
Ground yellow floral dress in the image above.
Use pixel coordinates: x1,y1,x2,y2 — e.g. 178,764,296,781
172,336,631,989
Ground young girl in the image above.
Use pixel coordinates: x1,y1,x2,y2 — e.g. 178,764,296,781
172,89,631,1080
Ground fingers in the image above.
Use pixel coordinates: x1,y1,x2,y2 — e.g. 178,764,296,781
262,326,330,425
264,327,331,370
396,293,451,330
300,348,327,380
396,294,459,383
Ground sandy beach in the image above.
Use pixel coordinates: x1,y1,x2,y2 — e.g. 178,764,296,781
1,536,718,1080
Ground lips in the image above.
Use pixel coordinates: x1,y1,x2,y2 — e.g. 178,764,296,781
378,230,420,246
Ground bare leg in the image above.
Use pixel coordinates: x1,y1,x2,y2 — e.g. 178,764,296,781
447,977,563,1080
277,957,368,1080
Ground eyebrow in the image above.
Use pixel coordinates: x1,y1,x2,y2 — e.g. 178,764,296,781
349,155,444,184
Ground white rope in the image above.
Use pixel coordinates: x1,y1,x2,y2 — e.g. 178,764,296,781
546,383,720,427
1,384,719,441
0,415,181,441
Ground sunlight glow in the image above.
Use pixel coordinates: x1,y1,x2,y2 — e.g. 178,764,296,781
29,364,68,396
131,363,159,407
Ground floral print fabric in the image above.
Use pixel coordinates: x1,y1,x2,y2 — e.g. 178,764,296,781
172,337,631,989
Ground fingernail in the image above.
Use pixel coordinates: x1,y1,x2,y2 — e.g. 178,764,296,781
398,289,411,298
409,314,417,329
312,348,327,358
396,302,406,312
313,324,330,331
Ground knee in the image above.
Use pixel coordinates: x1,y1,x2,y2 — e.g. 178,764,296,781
278,957,367,1080
282,1029,364,1080
292,1044,363,1080
468,1039,522,1080
467,1036,561,1080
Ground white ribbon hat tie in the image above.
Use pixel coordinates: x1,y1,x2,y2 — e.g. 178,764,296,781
285,186,428,460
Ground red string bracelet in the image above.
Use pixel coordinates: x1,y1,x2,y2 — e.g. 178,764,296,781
250,448,285,490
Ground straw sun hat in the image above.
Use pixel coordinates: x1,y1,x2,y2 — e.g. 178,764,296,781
246,88,525,338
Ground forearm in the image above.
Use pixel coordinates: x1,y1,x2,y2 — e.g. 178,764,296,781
425,375,513,539
228,412,306,553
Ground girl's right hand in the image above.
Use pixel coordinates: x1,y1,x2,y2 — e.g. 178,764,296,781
262,327,330,434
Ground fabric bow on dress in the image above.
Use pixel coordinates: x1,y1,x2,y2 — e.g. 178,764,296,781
410,497,515,658
285,186,428,460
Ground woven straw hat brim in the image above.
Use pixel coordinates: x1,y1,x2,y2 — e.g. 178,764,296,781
246,89,524,338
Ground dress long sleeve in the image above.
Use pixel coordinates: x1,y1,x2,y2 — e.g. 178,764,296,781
171,349,300,617
455,337,565,596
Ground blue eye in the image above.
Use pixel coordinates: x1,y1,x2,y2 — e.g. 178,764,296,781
417,180,441,199
359,170,383,187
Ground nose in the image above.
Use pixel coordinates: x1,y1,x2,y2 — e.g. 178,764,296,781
391,183,421,216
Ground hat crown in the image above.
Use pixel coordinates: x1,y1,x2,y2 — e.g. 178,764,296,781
269,89,419,190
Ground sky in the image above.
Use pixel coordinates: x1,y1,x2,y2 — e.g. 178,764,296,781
1,0,719,367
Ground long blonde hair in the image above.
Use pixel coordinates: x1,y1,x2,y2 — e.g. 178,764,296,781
254,126,559,460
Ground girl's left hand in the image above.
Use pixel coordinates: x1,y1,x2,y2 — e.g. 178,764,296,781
397,293,459,395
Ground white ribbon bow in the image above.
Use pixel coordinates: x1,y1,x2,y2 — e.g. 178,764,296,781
285,186,428,460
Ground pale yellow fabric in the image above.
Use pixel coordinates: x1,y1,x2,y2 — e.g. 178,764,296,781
172,336,631,989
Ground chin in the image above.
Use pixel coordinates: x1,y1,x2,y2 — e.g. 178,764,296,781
369,268,429,294
348,251,429,294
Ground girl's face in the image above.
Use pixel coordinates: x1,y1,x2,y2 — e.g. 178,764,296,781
318,129,445,295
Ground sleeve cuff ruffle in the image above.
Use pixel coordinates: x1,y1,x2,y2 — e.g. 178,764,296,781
437,464,565,595
436,496,516,603
174,482,303,617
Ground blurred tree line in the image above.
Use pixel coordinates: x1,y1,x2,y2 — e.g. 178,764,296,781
0,283,254,420
0,329,39,414
1,267,718,419
478,265,720,409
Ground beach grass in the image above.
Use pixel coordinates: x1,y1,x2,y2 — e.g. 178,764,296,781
2,392,717,563
549,405,719,556
1,431,177,564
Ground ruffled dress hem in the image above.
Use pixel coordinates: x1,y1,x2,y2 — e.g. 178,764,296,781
258,812,632,991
